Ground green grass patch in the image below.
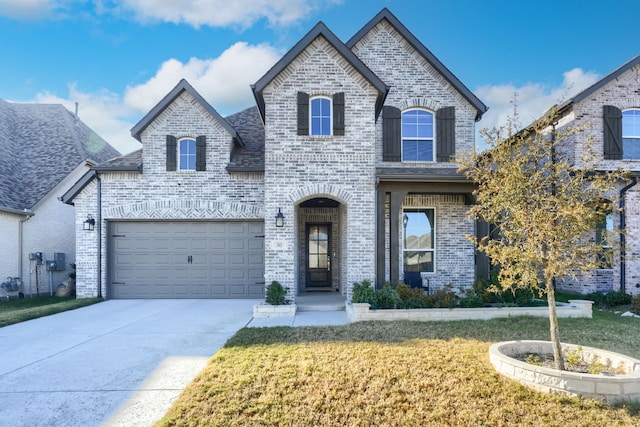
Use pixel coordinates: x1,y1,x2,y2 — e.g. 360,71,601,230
158,310,640,426
0,296,103,327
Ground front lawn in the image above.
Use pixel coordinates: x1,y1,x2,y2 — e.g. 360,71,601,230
158,310,640,426
0,296,102,327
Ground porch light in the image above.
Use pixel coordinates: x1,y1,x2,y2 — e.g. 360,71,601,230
275,208,284,228
83,214,95,231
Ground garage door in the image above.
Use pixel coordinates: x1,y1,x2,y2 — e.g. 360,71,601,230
109,221,265,299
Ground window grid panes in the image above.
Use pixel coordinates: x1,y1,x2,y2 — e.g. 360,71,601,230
403,209,435,274
402,109,434,161
310,97,331,136
179,139,196,170
623,109,640,160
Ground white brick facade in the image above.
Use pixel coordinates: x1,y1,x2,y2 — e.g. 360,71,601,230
553,60,640,297
69,9,487,300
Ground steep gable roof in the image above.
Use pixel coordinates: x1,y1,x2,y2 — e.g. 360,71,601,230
562,54,640,108
0,99,120,212
347,8,488,121
225,106,265,172
252,21,389,122
130,79,244,146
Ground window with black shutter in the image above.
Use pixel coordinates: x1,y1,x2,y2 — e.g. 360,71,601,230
436,106,455,162
603,105,622,160
195,135,206,171
383,106,401,161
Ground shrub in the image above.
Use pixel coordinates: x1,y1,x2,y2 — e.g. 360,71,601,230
584,291,607,308
374,284,402,309
459,289,484,308
427,285,460,308
473,272,535,306
631,296,640,315
604,290,632,307
352,280,376,305
265,281,287,305
402,297,429,309
396,283,427,301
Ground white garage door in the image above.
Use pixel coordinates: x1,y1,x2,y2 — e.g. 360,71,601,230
109,221,265,299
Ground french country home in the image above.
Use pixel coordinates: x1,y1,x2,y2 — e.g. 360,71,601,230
62,8,492,300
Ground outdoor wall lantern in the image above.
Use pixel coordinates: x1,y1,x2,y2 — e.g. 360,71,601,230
83,214,96,231
275,208,284,228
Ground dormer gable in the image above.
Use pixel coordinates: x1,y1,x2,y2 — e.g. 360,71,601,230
251,21,389,123
131,78,243,147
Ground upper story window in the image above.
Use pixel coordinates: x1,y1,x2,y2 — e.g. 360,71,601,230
622,108,640,160
179,138,196,170
166,135,206,172
402,109,434,162
310,96,332,136
297,92,344,137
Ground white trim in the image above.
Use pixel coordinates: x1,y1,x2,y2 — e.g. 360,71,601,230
178,137,196,171
401,207,436,275
400,108,435,162
309,96,332,137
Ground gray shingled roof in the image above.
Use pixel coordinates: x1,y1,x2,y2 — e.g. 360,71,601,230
226,106,265,172
0,99,121,212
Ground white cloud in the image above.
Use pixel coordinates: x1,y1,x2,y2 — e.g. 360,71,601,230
124,41,281,115
30,42,280,155
35,86,141,155
475,68,600,149
119,0,341,28
0,0,53,19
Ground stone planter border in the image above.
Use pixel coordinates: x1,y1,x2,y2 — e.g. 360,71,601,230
489,340,640,403
346,299,593,322
253,303,297,318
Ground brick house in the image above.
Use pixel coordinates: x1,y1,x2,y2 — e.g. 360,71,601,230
62,8,488,300
542,55,640,297
0,100,119,297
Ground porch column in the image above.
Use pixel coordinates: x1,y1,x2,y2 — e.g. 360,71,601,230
376,188,386,288
389,191,407,286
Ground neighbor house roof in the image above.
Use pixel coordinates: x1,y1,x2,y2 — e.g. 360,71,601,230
0,99,120,212
252,21,389,123
347,8,488,121
130,79,244,147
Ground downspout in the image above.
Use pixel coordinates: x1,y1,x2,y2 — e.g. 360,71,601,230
97,173,102,299
619,176,637,293
19,211,34,286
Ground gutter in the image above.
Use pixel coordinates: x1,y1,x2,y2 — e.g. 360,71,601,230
97,173,103,299
619,176,638,293
19,210,35,288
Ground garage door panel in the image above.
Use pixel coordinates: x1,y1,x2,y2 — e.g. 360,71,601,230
110,221,264,299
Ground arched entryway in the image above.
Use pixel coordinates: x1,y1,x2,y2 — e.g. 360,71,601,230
296,197,343,294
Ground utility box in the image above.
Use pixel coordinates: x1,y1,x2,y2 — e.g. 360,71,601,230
54,253,65,271
46,260,57,271
30,252,43,265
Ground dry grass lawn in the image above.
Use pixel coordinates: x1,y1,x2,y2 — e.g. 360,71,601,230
158,313,640,426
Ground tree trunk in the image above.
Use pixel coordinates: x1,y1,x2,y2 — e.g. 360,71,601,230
546,280,565,370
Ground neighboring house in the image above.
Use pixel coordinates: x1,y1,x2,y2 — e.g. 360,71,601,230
63,8,488,300
539,55,640,297
0,99,120,296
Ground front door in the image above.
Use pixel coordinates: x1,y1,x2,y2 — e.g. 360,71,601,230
307,223,331,288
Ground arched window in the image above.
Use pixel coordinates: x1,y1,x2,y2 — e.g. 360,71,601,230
623,108,640,159
310,96,332,136
179,138,196,170
402,109,434,161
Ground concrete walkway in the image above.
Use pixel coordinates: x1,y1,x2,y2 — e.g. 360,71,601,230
0,298,349,427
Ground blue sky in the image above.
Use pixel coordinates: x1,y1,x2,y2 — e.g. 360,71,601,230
0,0,638,154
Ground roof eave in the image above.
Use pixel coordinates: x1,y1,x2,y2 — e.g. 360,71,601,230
60,170,97,205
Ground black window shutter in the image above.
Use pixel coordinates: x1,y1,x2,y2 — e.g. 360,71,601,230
297,92,309,136
436,106,455,162
383,106,401,161
333,92,345,136
603,105,622,160
196,135,206,171
166,135,177,171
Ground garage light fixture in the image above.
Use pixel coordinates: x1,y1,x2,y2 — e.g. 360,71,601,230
83,214,95,231
275,208,284,228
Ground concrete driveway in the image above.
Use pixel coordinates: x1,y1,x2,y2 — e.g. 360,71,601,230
0,299,258,426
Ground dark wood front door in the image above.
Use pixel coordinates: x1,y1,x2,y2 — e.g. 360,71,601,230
307,223,331,288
